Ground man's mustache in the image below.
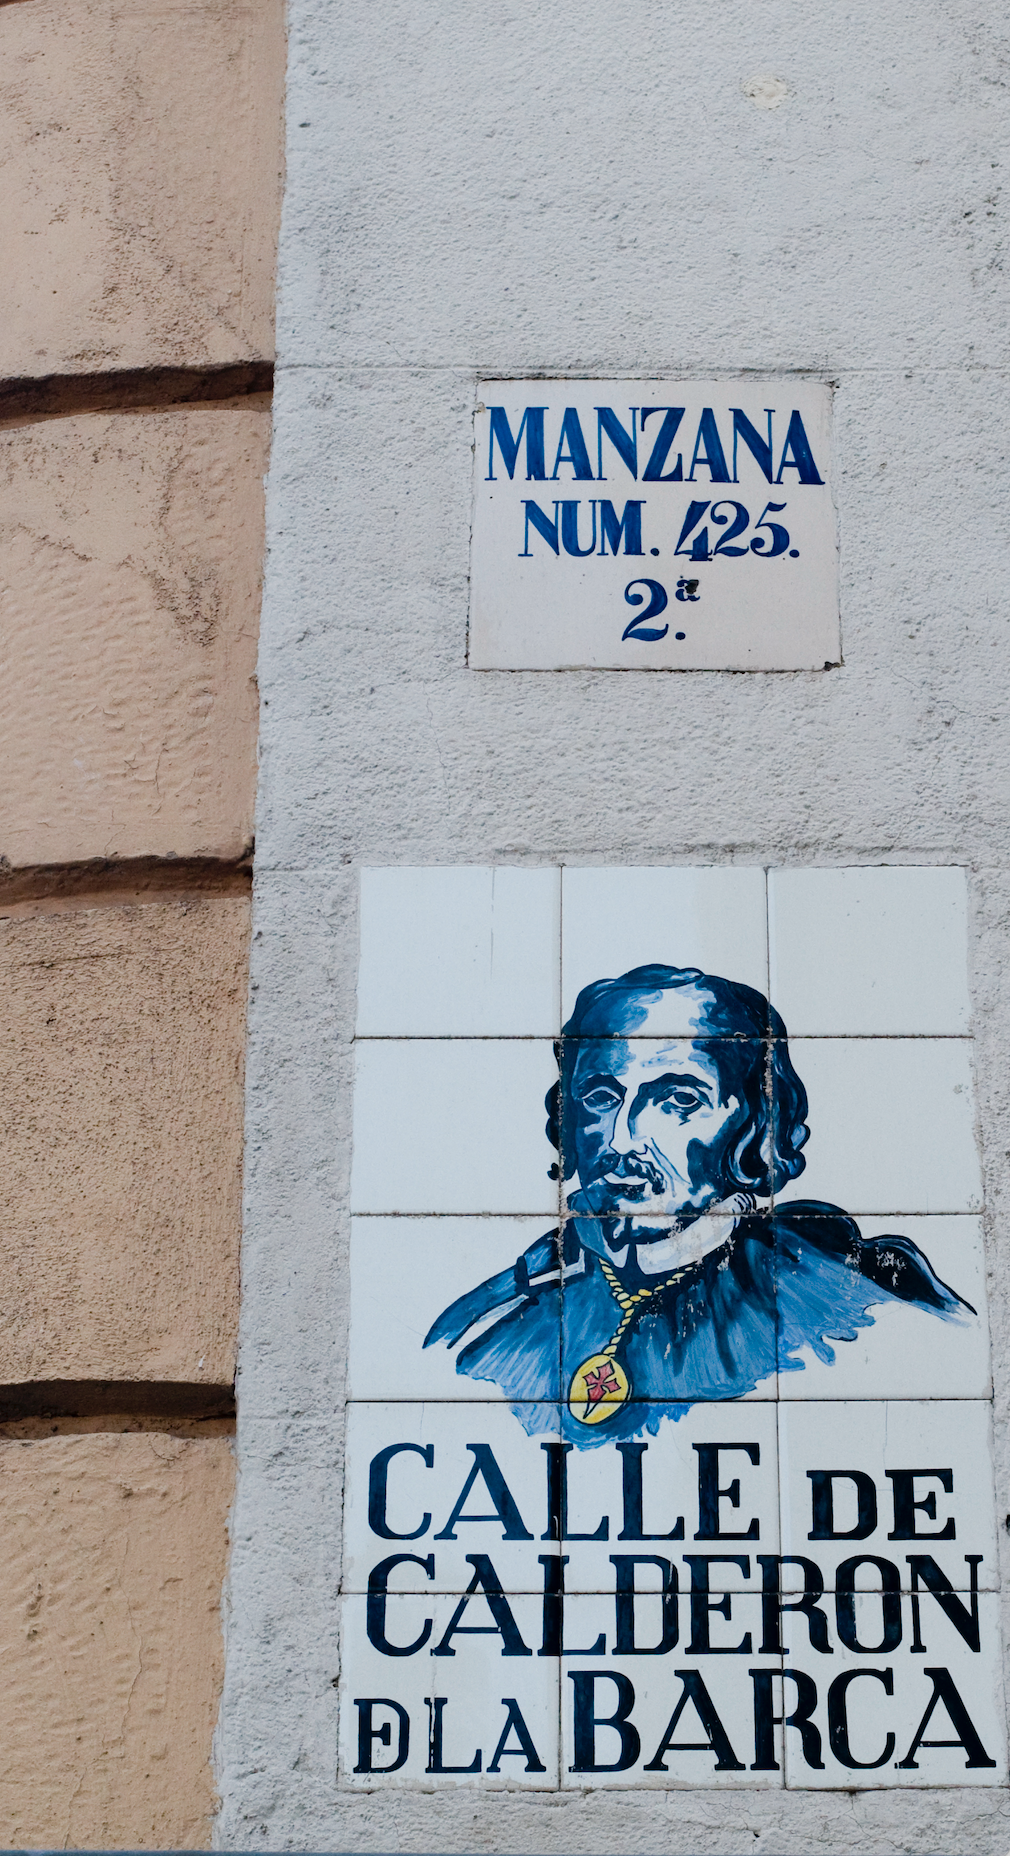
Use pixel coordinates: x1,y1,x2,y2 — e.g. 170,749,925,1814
587,1152,668,1198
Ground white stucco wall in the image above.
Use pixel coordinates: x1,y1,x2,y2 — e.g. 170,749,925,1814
215,0,1010,1846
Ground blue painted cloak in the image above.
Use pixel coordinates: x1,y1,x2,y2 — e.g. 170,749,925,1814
423,1203,973,1446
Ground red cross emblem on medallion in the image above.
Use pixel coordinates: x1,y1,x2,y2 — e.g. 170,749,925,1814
584,1361,621,1403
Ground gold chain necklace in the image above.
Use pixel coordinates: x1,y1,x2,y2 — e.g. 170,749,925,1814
567,1256,687,1426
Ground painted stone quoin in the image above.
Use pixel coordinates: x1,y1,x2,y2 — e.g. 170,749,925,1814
344,866,1004,1790
427,964,971,1442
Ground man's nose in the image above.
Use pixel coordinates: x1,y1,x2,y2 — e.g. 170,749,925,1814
609,1095,646,1155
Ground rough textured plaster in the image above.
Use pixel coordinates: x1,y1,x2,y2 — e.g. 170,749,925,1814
0,0,284,376
277,0,1009,374
219,0,1010,1844
0,401,266,867
0,895,247,1387
0,1430,234,1850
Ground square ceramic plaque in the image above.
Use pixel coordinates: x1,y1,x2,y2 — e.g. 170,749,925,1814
468,380,838,670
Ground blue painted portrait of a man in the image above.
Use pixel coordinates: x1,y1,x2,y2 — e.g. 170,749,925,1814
425,964,973,1445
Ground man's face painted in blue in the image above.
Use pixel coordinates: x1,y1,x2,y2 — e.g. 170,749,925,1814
568,984,751,1230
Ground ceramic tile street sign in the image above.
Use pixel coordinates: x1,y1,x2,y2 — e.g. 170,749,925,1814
468,381,839,671
341,865,1005,1790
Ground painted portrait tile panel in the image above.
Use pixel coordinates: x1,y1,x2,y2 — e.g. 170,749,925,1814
778,1397,998,1590
341,1400,562,1594
350,1037,560,1215
349,1217,562,1402
557,1595,783,1789
774,1214,990,1401
772,1036,981,1216
358,865,560,1037
345,865,1002,1793
768,866,971,1037
338,1593,561,1788
353,863,992,1431
781,1592,1008,1787
562,866,768,1032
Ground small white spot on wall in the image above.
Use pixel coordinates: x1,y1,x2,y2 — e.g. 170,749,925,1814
741,73,791,109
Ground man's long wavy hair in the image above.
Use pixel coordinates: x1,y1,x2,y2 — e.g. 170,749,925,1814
545,964,809,1198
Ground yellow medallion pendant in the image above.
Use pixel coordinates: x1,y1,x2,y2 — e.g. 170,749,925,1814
567,1256,688,1426
568,1352,631,1425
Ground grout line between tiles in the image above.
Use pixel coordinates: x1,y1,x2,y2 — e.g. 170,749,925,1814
344,1393,991,1401
557,853,567,1771
350,1031,972,1046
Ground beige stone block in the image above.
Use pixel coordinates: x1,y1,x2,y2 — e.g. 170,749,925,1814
0,401,265,866
0,893,248,1388
0,0,283,376
0,1428,233,1848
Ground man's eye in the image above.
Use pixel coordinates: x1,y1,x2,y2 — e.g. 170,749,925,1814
661,1088,703,1113
581,1087,622,1114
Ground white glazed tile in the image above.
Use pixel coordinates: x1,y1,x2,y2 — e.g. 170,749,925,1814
782,1591,1007,1787
561,866,768,1032
357,866,561,1035
338,1593,560,1786
778,1400,997,1591
342,1402,561,1593
775,1038,981,1213
769,867,970,1037
560,1402,780,1592
777,1216,991,1401
559,1595,781,1786
350,1039,560,1213
349,1216,560,1401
